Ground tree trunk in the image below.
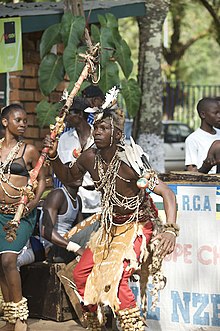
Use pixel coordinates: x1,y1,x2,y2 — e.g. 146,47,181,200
134,0,170,173
63,0,84,16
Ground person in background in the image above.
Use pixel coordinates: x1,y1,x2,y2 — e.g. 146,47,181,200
57,96,102,219
0,104,45,331
185,97,220,174
40,184,84,263
81,84,105,108
81,84,105,127
44,89,178,331
196,139,220,173
0,116,5,139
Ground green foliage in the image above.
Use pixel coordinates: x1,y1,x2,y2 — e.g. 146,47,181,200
163,0,220,84
63,45,86,82
36,100,60,128
62,15,85,48
40,24,62,59
114,39,133,79
98,61,119,93
38,54,65,96
37,12,140,127
118,17,139,80
178,37,220,84
121,79,141,117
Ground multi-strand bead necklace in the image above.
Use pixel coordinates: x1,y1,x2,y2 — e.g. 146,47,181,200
0,138,24,199
94,149,143,233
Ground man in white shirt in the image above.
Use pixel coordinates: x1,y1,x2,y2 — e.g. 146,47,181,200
57,95,103,217
185,97,220,174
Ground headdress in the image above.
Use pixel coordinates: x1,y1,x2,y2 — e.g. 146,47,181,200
85,86,125,131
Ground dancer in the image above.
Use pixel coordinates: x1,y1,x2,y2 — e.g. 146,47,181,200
45,88,178,331
0,104,45,331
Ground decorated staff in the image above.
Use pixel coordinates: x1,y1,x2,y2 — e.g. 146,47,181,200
4,28,100,242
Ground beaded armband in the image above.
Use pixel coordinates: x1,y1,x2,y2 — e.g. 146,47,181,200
136,170,159,191
162,223,180,237
148,170,159,191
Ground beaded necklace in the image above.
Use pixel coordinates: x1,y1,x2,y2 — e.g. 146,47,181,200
94,149,143,233
0,138,24,199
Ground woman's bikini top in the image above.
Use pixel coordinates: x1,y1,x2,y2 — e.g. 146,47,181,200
1,144,29,177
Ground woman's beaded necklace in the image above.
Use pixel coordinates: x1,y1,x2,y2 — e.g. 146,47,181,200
0,138,24,199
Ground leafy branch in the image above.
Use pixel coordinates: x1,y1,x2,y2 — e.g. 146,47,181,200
37,12,141,127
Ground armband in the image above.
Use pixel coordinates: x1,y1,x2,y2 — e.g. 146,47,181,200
47,152,59,161
164,230,177,237
162,223,180,237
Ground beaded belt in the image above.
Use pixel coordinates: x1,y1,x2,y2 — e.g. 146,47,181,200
0,203,20,215
113,211,149,225
0,203,30,216
112,199,155,225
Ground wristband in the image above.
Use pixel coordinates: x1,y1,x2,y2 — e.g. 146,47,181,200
66,241,81,252
164,230,177,237
162,223,180,237
47,152,59,161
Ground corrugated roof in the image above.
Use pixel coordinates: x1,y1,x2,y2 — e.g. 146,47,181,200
0,0,145,18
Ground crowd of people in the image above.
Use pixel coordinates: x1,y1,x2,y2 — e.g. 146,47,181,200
2,85,220,331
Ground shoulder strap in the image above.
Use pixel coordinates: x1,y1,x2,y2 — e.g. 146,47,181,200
21,143,27,157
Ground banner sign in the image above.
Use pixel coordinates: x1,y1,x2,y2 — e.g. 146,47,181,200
131,184,220,331
0,17,23,73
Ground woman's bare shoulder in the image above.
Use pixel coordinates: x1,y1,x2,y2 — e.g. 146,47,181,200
24,143,39,153
23,143,40,161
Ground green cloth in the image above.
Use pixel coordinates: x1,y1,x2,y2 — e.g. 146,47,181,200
0,209,37,253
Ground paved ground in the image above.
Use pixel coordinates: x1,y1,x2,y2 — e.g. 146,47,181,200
0,316,116,330
0,318,85,331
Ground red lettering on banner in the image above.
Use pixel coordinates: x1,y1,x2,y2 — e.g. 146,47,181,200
198,245,220,265
165,243,192,263
213,246,220,265
198,246,212,265
165,244,220,265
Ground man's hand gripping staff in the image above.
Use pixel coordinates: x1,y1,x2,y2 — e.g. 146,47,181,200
4,28,100,242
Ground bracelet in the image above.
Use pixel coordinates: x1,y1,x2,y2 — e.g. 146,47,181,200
162,223,180,237
164,230,177,237
66,241,81,252
47,152,59,161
